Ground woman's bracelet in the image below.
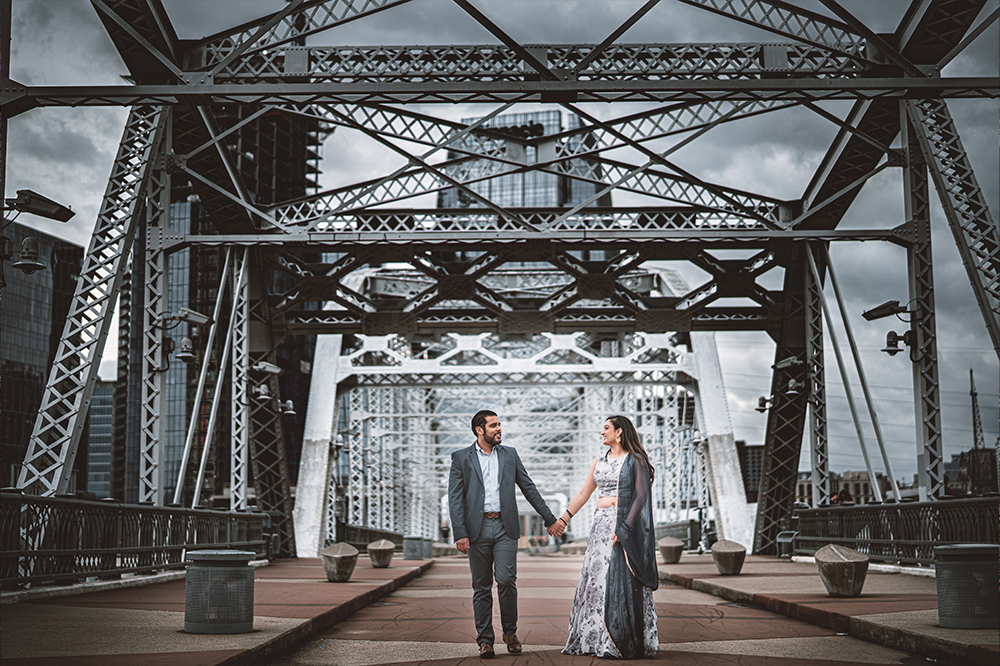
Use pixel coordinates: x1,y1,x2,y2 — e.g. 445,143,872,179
558,516,568,527
565,507,574,518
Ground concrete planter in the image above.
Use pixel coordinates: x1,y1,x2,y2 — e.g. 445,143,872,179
815,544,869,598
433,542,460,557
367,539,396,568
711,540,746,575
320,543,359,582
658,536,684,564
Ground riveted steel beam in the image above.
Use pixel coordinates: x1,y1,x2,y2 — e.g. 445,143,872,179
19,106,166,496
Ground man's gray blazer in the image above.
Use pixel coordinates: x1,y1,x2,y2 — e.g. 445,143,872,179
448,443,557,543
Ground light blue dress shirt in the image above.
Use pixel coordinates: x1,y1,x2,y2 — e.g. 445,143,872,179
476,444,500,513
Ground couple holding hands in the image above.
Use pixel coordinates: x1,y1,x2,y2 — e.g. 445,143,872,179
448,410,658,659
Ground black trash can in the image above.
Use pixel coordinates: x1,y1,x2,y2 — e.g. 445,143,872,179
184,550,256,634
934,544,999,629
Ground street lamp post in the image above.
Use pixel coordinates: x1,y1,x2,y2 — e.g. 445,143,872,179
1,188,76,486
1,189,76,286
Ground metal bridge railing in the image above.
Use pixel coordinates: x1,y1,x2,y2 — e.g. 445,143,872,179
794,496,999,566
1,490,267,588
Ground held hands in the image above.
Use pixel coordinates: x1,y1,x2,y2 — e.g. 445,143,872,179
455,537,470,554
548,509,571,537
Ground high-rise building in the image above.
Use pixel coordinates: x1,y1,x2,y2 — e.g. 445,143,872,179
0,222,84,488
438,110,611,265
117,108,323,505
87,380,115,498
439,110,611,210
735,441,764,503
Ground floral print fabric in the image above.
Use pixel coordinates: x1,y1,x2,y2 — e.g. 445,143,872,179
562,454,658,658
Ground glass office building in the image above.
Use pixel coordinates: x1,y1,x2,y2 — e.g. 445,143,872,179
0,222,83,488
87,380,115,498
438,110,611,210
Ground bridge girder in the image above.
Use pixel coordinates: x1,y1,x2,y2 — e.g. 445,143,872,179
4,0,994,560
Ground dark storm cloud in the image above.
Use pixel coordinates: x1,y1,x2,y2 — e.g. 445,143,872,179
11,116,101,165
8,0,998,465
11,0,124,85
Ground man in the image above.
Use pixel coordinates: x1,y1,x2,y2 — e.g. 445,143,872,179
448,410,563,658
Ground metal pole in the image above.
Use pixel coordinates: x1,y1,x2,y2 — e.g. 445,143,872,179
806,247,883,502
191,318,233,509
172,248,231,505
1,0,9,201
821,244,901,502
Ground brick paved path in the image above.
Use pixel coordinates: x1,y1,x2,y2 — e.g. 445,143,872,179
271,554,923,665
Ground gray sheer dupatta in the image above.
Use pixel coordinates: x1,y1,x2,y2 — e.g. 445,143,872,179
605,455,658,658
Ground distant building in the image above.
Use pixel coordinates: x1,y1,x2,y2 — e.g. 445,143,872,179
837,470,888,505
795,470,814,506
438,110,611,211
735,441,763,502
86,380,115,498
945,447,998,495
0,222,84,489
438,110,613,265
795,469,891,506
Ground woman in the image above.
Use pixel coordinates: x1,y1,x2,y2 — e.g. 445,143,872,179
559,415,658,659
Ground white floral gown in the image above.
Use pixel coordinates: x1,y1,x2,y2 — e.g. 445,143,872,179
563,453,658,658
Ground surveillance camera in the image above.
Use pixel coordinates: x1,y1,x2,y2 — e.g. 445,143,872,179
176,337,197,364
252,384,272,400
10,189,75,222
252,361,283,375
772,356,803,370
175,307,213,326
881,330,902,356
862,300,907,321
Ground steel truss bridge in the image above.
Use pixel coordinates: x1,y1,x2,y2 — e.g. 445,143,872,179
3,0,997,559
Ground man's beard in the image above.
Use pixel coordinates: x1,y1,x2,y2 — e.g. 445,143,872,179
486,432,501,445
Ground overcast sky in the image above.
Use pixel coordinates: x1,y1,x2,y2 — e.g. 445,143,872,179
6,0,998,483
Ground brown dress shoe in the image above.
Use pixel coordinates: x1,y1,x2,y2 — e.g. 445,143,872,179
502,633,522,654
479,643,495,659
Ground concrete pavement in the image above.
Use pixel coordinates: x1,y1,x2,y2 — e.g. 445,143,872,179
2,550,996,665
271,553,947,666
1,556,433,665
659,553,999,666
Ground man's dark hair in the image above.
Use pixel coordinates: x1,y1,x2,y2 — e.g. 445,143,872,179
471,410,497,437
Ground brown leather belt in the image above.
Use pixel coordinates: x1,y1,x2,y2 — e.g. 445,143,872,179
483,511,501,519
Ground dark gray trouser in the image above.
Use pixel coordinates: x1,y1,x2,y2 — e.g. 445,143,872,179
468,515,518,645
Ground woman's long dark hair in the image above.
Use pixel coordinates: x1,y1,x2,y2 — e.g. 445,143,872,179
607,415,655,482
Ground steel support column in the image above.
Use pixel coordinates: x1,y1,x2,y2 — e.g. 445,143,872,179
906,99,999,357
753,244,809,554
247,249,296,556
19,106,166,495
294,333,342,556
805,243,830,506
230,247,251,510
901,108,944,501
138,111,172,504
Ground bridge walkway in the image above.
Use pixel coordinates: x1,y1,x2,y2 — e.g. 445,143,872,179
1,553,996,665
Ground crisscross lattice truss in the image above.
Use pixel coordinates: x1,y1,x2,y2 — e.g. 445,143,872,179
299,284,726,552
5,0,997,558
